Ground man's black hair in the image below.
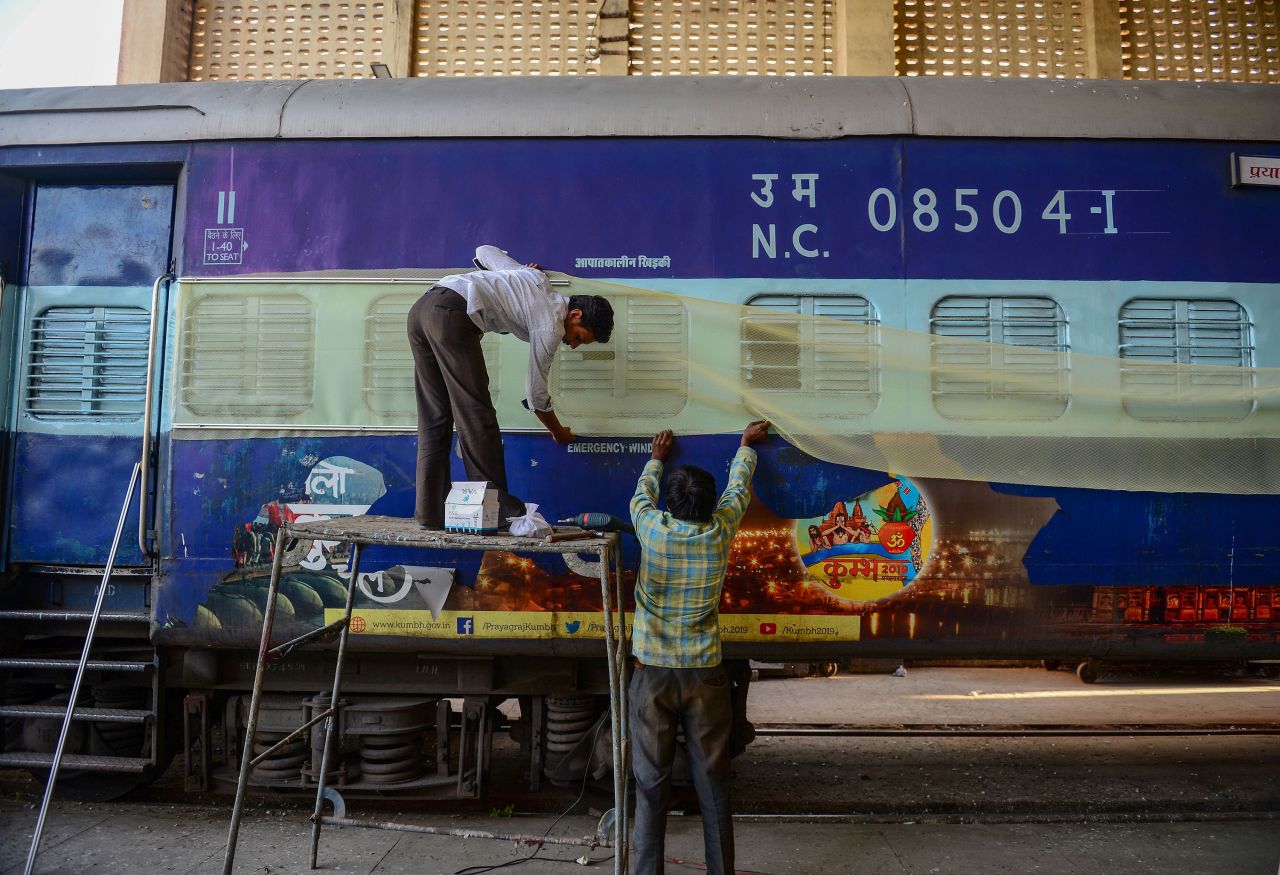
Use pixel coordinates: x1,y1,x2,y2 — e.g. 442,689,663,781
568,295,614,343
666,465,717,524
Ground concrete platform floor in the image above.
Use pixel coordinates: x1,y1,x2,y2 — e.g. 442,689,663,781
1,800,1277,875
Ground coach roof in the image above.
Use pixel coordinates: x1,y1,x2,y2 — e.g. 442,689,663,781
1,77,1278,147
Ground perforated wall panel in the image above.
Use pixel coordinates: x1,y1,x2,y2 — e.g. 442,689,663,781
190,1,394,80
896,0,1090,78
413,0,603,76
1120,0,1280,82
628,0,835,76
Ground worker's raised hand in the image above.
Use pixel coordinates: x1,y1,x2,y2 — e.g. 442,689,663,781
552,425,576,445
741,420,771,447
651,429,674,462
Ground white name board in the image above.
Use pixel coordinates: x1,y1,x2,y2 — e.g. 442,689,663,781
1233,154,1280,187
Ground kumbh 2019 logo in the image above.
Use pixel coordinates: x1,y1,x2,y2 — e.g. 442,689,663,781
796,479,932,602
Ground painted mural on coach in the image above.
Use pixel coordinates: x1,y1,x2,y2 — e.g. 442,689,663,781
154,109,1279,662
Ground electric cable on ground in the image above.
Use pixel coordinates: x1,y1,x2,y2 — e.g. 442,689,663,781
455,712,612,874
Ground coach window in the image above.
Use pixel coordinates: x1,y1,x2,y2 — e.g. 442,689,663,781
930,296,1069,420
363,293,499,420
741,294,880,416
25,306,150,418
554,295,688,418
1119,298,1254,421
181,293,316,418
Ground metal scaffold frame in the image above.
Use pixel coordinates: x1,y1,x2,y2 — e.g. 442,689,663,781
221,515,630,875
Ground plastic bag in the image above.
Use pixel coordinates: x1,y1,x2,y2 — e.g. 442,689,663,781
508,503,552,538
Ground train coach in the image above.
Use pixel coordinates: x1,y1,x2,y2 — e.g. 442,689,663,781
0,77,1277,800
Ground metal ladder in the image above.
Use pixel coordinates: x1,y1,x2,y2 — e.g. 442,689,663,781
14,464,150,875
0,647,156,776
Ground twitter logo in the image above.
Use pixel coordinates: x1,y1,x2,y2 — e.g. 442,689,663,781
564,620,581,634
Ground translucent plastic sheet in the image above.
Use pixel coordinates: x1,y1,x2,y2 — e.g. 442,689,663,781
576,280,1280,495
172,275,1280,494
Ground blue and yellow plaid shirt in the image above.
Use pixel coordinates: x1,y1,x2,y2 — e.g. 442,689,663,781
629,446,758,668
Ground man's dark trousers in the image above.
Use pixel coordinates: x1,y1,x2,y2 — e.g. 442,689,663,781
407,286,525,527
629,663,735,875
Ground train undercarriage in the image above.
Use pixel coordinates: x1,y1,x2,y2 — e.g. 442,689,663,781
1,572,1276,803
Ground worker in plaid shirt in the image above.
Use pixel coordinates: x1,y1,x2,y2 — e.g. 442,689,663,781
628,420,770,875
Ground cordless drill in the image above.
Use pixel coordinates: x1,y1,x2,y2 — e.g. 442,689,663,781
558,513,636,537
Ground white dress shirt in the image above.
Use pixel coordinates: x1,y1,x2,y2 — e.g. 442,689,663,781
437,245,567,414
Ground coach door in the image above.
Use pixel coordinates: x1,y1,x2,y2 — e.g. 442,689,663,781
5,183,175,568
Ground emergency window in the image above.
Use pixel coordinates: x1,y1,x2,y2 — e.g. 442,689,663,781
741,294,880,417
181,294,315,418
1119,298,1254,421
930,295,1069,420
25,306,150,418
363,294,500,419
554,296,688,417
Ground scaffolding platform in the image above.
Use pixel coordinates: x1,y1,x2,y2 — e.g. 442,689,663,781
285,514,618,553
222,516,631,875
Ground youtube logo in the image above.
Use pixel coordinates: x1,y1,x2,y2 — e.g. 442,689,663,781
759,622,777,635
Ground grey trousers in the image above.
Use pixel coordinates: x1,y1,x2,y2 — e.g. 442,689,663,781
407,287,526,528
629,663,735,875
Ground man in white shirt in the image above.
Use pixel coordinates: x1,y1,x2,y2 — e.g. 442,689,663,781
407,245,614,528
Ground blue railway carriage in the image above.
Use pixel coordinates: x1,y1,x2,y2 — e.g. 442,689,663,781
0,78,1277,799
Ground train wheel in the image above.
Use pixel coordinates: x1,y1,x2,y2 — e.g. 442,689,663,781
1076,660,1101,684
1041,660,1062,671
817,662,839,678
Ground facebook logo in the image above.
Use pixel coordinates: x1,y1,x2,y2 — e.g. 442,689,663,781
456,617,474,635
